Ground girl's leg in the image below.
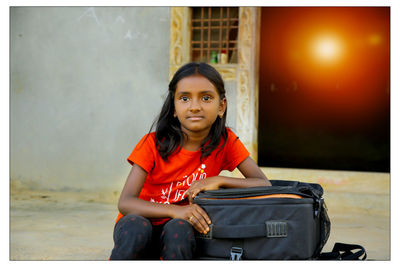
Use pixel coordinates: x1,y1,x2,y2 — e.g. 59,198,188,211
109,214,153,260
160,219,196,260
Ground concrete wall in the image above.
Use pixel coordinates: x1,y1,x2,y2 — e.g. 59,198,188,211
10,7,171,192
224,80,237,132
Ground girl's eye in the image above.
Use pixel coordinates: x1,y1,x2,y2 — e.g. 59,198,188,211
180,96,189,102
202,95,212,101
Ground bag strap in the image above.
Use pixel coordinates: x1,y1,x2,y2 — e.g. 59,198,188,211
317,242,367,260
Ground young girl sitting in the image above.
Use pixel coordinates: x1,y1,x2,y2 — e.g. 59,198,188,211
109,62,271,260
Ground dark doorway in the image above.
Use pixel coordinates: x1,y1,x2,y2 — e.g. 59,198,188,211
258,7,390,172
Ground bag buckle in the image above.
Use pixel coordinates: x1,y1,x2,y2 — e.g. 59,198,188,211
230,247,243,260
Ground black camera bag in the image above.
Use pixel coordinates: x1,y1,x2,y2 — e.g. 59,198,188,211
193,180,364,260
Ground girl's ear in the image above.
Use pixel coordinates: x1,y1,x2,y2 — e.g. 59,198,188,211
173,109,177,118
218,98,227,117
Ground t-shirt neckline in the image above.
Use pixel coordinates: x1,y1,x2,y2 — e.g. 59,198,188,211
179,146,201,155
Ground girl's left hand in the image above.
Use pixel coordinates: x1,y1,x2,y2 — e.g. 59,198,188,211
185,176,222,203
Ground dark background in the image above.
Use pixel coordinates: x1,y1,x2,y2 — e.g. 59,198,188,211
258,7,390,172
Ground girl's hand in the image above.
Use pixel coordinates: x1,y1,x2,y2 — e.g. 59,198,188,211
171,204,211,234
185,176,222,203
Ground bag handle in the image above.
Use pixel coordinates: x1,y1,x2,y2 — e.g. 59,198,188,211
197,221,288,239
318,242,367,260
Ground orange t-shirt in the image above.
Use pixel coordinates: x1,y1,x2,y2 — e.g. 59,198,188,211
116,127,250,225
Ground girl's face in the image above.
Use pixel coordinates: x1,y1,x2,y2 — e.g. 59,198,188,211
174,74,226,137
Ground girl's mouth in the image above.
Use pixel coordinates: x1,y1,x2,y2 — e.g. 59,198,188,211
187,116,204,121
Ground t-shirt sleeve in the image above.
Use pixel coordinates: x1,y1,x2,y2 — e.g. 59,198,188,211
127,134,155,173
222,129,250,171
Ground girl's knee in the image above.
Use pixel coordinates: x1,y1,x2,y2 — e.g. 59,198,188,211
162,219,195,242
115,214,152,240
119,214,151,228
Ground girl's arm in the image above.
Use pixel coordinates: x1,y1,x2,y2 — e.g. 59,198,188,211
118,164,211,234
186,156,271,202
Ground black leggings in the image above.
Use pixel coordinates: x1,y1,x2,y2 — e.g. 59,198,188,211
109,214,196,260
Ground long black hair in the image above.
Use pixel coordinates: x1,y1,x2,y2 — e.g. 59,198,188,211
151,62,228,161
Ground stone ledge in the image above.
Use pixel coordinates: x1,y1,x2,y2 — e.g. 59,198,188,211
260,167,389,195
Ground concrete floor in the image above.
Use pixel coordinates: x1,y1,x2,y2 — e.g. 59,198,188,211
10,167,390,260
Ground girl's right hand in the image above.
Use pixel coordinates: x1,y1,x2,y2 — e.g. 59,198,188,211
172,204,211,234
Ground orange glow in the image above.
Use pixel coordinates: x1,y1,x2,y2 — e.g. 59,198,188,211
311,35,343,63
258,7,390,171
368,34,382,45
259,7,390,130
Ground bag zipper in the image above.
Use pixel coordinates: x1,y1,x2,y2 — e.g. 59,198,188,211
194,186,311,200
197,193,304,200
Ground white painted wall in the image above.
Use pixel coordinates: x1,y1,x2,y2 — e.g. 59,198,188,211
10,7,171,191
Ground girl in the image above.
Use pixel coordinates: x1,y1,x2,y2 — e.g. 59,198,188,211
110,62,271,260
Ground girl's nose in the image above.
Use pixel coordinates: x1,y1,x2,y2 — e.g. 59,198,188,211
189,99,201,112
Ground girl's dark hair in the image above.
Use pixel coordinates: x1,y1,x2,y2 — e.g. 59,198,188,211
151,62,228,161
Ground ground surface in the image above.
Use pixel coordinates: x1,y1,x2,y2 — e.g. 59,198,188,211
10,188,389,260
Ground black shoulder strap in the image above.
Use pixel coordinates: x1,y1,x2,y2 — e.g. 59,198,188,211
317,242,367,260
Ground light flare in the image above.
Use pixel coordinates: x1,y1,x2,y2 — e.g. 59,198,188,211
311,35,343,63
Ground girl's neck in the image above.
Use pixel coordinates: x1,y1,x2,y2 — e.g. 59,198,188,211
181,128,210,151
